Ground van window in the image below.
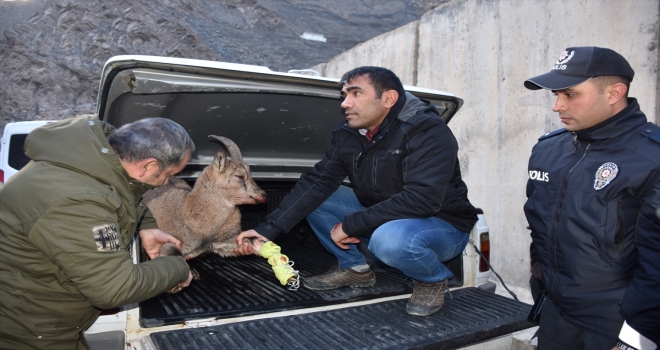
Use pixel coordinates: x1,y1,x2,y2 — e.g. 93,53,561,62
8,134,30,170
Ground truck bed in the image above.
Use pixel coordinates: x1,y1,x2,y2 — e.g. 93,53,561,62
136,190,533,348
140,225,464,327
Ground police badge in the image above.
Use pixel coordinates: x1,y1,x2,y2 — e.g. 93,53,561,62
594,162,618,190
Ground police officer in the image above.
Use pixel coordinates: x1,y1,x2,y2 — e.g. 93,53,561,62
524,47,659,350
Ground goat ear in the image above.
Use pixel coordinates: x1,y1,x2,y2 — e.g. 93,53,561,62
213,149,227,173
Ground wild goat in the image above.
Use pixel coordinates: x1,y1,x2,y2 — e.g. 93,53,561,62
143,135,266,260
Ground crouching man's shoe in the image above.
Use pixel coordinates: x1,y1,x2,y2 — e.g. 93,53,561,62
406,279,449,316
303,262,376,290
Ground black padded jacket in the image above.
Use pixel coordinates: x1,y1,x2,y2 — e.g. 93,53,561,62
256,92,477,239
524,99,660,344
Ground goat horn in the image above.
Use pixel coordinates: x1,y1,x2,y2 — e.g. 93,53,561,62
208,135,243,162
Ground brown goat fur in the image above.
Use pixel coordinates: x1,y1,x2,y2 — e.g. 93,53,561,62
143,136,266,260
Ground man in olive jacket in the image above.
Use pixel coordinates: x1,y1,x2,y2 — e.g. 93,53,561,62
0,115,194,349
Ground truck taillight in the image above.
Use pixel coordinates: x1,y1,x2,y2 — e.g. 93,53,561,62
479,232,490,272
0,169,4,183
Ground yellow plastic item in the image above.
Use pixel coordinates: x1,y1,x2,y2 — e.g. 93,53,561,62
260,241,300,290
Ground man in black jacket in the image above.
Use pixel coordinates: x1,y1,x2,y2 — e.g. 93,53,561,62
524,47,659,350
236,66,477,316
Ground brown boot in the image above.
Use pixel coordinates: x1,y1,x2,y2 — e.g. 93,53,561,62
303,262,376,290
406,279,448,316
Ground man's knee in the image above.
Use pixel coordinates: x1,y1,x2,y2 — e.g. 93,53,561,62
367,232,393,252
367,231,405,262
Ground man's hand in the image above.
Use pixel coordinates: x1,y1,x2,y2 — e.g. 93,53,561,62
234,229,268,256
180,271,194,289
139,228,182,259
169,270,195,293
330,223,360,249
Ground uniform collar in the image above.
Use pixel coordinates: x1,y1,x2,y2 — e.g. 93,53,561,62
574,98,646,142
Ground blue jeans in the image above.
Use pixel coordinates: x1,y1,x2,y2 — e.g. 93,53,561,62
305,186,469,282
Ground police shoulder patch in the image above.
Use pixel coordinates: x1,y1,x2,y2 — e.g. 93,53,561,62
648,133,660,144
538,128,568,141
638,122,660,144
92,223,120,251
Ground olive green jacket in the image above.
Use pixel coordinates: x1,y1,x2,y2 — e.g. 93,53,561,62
0,115,189,349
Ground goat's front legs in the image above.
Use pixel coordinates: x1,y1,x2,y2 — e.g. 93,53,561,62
157,243,201,293
211,240,244,257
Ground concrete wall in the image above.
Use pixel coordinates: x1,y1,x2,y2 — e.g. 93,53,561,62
312,0,660,291
319,20,420,85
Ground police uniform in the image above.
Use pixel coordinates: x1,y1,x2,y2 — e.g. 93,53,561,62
524,46,659,350
525,98,660,348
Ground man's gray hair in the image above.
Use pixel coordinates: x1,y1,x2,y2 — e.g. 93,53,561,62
108,118,195,170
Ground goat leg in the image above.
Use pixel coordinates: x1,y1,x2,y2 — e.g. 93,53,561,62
211,240,246,257
158,243,200,293
159,242,183,257
166,268,200,294
159,242,205,261
244,237,268,256
168,284,183,294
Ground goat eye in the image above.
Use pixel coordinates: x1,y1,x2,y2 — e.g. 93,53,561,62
236,175,245,180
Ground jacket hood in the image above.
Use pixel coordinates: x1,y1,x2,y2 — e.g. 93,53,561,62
398,92,434,122
24,115,136,197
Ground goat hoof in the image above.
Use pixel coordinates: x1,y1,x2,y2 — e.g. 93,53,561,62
168,285,183,294
191,268,201,281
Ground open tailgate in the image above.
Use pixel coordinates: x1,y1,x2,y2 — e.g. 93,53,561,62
146,286,532,350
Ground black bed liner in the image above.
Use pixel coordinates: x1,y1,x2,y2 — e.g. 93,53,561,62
140,232,464,328
140,192,533,347
149,287,533,350
140,245,412,327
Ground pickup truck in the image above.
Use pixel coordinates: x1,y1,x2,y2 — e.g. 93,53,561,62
0,55,533,350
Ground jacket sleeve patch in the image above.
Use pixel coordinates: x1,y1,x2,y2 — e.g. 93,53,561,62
92,224,120,251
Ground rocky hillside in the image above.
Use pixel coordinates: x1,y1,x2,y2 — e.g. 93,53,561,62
0,0,447,132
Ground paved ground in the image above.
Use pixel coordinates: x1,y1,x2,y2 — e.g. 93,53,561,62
492,278,538,349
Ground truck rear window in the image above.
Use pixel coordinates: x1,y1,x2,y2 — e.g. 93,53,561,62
106,92,345,161
8,134,30,170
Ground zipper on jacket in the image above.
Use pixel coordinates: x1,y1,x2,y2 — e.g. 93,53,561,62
569,143,590,173
356,132,384,192
372,156,378,191
353,152,360,185
548,141,591,292
571,133,578,154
